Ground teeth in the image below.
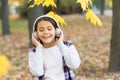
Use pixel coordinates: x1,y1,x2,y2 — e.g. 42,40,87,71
43,36,50,38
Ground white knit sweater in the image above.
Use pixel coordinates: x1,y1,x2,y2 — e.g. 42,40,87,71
28,41,81,80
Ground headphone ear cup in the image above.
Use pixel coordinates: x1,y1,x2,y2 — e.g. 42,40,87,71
33,31,38,40
55,28,61,38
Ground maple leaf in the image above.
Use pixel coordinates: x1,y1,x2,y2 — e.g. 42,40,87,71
29,0,43,8
76,0,92,11
0,54,11,78
29,4,35,8
28,0,32,3
42,0,56,8
47,11,67,26
85,9,103,27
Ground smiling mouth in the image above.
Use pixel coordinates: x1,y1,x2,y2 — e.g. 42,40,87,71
42,36,51,39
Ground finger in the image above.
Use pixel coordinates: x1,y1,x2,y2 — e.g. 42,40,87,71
60,30,64,40
32,33,34,40
32,33,38,43
60,30,64,37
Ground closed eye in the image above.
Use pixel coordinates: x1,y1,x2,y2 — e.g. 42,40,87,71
48,28,52,31
39,29,44,32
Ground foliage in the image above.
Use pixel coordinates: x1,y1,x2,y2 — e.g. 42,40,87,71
76,0,92,11
58,0,83,14
28,0,56,8
85,9,103,26
47,11,67,26
28,0,103,27
76,0,103,27
0,54,11,78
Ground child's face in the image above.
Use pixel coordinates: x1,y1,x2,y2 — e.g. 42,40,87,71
37,20,56,45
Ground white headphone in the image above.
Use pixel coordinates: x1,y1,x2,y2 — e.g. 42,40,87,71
33,15,61,40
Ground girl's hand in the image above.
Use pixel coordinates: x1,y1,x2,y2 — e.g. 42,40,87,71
32,33,42,47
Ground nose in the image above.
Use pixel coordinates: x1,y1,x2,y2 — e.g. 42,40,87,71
44,29,49,34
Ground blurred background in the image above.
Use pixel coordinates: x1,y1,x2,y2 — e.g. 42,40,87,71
1,0,120,80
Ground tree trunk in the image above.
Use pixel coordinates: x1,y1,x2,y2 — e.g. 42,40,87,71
1,0,11,35
28,5,44,47
56,0,60,13
98,0,105,15
109,0,120,71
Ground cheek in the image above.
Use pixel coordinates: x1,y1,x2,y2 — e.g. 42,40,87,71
37,32,43,38
51,30,56,36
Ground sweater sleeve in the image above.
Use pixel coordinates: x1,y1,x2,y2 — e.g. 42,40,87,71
28,47,44,77
57,41,81,70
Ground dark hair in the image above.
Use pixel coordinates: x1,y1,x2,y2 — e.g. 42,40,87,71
34,17,58,31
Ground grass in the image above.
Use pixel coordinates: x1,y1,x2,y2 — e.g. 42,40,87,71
0,19,28,33
0,20,1,32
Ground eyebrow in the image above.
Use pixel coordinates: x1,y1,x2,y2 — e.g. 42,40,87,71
38,26,52,29
38,27,44,30
47,26,52,28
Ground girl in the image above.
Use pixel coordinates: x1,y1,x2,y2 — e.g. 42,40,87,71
28,15,81,80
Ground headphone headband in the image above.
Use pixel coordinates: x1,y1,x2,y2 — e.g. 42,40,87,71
33,15,60,32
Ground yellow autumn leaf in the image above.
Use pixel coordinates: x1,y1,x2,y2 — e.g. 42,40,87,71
47,11,67,26
29,4,35,8
0,54,11,78
42,0,56,8
85,9,103,27
35,0,43,5
29,0,43,8
76,0,92,11
28,0,32,3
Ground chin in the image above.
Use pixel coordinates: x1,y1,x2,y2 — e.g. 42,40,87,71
42,37,55,44
43,40,52,44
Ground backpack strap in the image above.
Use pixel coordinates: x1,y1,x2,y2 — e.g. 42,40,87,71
38,75,44,80
63,41,73,47
63,41,76,80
